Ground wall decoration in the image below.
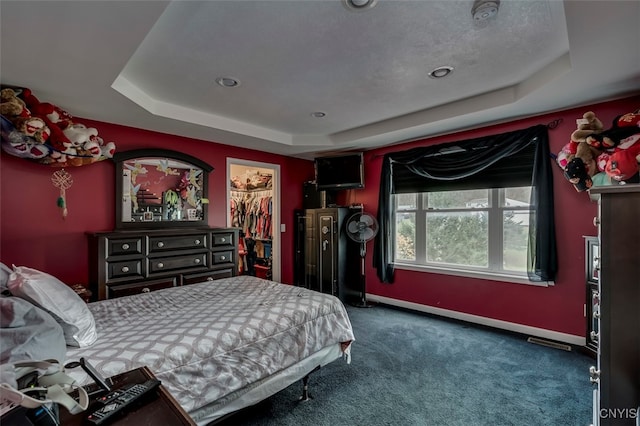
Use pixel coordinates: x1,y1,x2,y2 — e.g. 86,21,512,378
51,169,73,219
0,86,117,167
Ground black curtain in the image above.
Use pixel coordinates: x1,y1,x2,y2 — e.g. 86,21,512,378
374,124,557,283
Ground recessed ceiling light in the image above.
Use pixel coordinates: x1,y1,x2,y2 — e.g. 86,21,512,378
311,112,326,118
342,0,377,12
428,66,454,79
215,77,240,88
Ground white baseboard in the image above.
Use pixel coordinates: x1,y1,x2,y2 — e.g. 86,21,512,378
366,294,586,347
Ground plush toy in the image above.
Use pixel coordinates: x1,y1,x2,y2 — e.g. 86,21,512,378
587,111,640,149
12,116,50,143
604,137,640,183
63,123,101,157
0,88,29,121
20,88,74,154
0,115,50,159
569,111,605,172
564,157,593,192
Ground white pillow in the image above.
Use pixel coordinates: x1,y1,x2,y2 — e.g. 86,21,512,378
7,266,97,347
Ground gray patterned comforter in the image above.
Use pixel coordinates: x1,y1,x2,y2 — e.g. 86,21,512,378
65,276,354,416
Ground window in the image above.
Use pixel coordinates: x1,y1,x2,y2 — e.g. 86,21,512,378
393,187,533,279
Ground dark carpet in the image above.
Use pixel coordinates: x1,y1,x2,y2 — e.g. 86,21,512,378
223,304,594,426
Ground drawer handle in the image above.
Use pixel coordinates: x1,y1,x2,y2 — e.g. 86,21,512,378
141,287,151,293
122,243,130,250
157,262,164,268
206,277,214,281
194,258,201,264
157,242,164,248
220,255,226,261
195,239,201,245
589,366,600,384
590,331,599,340
121,266,130,273
221,237,226,243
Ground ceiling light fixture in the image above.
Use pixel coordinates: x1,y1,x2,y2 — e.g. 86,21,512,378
342,0,377,12
215,77,240,88
311,112,326,118
428,66,454,79
471,0,500,22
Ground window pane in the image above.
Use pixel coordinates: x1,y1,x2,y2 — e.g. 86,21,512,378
396,193,417,210
503,210,530,271
426,212,488,267
503,187,531,207
426,189,490,209
395,212,415,261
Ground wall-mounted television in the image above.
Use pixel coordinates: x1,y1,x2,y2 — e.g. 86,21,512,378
314,152,364,190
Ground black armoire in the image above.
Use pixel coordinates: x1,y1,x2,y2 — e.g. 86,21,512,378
294,207,359,303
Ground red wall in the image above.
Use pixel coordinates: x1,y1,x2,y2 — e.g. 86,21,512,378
0,120,315,285
340,95,639,338
1,96,638,339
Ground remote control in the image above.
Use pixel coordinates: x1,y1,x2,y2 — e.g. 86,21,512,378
86,379,161,425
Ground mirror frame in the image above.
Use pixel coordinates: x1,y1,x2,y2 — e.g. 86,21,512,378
113,149,213,230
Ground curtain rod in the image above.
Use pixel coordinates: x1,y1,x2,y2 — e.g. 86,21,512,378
371,118,563,159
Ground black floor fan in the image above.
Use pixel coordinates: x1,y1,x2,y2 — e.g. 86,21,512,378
345,211,379,308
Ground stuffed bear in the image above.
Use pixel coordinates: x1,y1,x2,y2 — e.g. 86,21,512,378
0,88,29,121
569,111,605,173
20,88,74,154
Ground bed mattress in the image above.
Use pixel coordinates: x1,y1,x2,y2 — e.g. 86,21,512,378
65,276,354,423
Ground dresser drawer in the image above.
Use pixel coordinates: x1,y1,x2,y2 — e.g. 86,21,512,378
148,234,208,253
106,277,176,299
212,232,234,248
212,250,234,265
182,268,234,285
107,260,144,281
107,238,143,257
149,253,208,274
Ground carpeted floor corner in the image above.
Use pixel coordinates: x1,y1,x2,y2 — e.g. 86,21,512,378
224,304,594,426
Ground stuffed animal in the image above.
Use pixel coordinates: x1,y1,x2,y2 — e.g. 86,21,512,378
20,88,74,154
12,116,50,143
569,111,604,172
604,136,640,183
0,88,29,121
0,115,50,159
587,111,640,149
564,157,593,192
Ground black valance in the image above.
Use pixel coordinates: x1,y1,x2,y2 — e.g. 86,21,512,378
374,124,557,283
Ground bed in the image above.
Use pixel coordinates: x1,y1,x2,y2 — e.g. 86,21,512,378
63,275,355,425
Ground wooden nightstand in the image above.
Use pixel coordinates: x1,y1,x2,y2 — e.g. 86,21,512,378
59,366,195,425
69,284,93,303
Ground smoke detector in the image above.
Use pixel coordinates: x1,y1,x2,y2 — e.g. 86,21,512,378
471,0,500,22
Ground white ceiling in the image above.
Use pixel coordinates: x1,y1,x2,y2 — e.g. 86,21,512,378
1,1,638,160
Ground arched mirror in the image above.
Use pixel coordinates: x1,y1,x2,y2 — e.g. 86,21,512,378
113,149,213,229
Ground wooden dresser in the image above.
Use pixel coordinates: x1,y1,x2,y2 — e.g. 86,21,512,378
88,227,239,300
588,184,640,426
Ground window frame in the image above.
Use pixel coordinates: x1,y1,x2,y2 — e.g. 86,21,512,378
392,188,551,287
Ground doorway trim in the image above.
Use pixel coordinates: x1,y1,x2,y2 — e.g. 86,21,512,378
226,158,281,282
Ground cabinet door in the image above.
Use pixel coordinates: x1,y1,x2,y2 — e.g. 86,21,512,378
304,212,319,292
318,213,337,295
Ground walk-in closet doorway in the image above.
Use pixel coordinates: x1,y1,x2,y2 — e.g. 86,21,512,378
227,158,281,282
